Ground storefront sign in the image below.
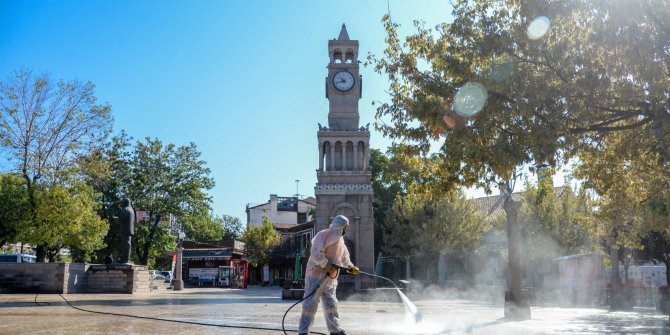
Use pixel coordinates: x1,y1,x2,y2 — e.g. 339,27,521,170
189,267,218,278
263,264,270,282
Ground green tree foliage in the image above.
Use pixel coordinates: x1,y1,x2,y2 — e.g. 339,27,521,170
133,216,175,269
83,133,215,266
520,182,596,255
371,1,670,189
0,174,30,249
518,178,597,286
182,211,224,241
371,2,670,309
221,214,244,240
576,132,668,249
0,70,112,261
384,190,488,258
241,215,280,267
369,149,403,255
30,183,108,262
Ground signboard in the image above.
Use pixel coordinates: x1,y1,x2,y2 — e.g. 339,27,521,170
263,264,270,282
189,268,218,278
171,252,176,275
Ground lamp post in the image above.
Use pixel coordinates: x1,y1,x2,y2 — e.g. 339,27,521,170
173,231,186,291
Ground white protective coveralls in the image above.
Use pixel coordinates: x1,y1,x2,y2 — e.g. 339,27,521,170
298,215,354,335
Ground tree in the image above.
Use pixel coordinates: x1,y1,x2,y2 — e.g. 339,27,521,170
370,148,403,255
371,0,670,317
384,189,488,258
182,211,224,241
0,70,112,261
0,174,30,249
30,182,108,262
518,178,597,288
241,215,280,267
83,133,215,266
132,215,175,269
221,214,244,240
574,131,669,308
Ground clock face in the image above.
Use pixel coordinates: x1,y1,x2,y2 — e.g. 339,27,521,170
332,71,355,92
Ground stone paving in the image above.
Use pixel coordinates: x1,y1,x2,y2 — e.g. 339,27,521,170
0,285,669,335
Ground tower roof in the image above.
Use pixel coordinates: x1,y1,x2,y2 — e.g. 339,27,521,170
338,24,350,41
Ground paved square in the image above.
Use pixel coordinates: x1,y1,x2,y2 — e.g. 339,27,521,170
1,286,668,334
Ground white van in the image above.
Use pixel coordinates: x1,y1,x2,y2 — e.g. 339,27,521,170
0,254,37,263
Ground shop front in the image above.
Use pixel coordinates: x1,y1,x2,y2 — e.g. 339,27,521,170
181,240,248,288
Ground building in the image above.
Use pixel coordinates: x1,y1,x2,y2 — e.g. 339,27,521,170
180,239,248,288
271,221,316,284
315,24,375,289
246,195,316,228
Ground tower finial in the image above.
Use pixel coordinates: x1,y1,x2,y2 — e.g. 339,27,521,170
338,23,350,41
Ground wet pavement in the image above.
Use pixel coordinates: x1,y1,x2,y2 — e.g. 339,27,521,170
1,285,669,335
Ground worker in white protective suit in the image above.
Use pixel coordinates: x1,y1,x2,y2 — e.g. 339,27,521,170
299,215,360,335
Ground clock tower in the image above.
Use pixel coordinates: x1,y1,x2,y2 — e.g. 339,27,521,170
315,24,374,289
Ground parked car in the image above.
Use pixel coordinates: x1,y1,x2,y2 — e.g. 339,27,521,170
160,270,173,283
149,270,165,281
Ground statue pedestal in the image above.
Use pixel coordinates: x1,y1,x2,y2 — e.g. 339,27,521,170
87,264,151,294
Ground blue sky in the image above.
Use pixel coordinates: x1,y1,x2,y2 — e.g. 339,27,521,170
0,1,456,221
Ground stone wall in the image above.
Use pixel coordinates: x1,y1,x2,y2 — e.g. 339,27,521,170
0,263,151,294
0,263,66,293
86,264,151,294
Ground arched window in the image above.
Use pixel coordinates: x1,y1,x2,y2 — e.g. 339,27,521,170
334,141,343,171
346,141,354,170
345,49,355,63
323,142,331,171
333,49,342,63
357,141,366,170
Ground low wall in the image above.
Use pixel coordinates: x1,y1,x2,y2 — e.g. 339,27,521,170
0,263,151,294
87,264,151,294
0,263,91,293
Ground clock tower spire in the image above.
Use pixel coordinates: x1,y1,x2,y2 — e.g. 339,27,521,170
316,24,374,290
326,23,361,131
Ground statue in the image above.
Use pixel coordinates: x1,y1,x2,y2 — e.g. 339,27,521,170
118,198,135,264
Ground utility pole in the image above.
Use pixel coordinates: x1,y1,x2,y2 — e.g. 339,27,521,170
295,179,301,199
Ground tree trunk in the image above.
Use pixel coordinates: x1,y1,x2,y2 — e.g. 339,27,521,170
139,216,161,265
609,246,630,310
504,199,530,320
36,244,47,262
0,240,5,250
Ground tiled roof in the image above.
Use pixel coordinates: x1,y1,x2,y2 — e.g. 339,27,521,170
301,197,317,205
182,240,244,253
274,220,315,233
472,186,569,218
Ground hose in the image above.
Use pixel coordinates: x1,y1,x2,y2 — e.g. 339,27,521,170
34,290,327,334
32,268,393,334
281,268,339,335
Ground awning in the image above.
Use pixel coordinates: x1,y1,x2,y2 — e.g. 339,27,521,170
182,250,233,260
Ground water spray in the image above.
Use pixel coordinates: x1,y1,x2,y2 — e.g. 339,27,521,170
356,269,424,323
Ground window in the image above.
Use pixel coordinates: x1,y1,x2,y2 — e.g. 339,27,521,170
277,197,298,211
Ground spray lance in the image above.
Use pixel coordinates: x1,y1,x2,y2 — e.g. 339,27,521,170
281,264,423,335
331,263,423,323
